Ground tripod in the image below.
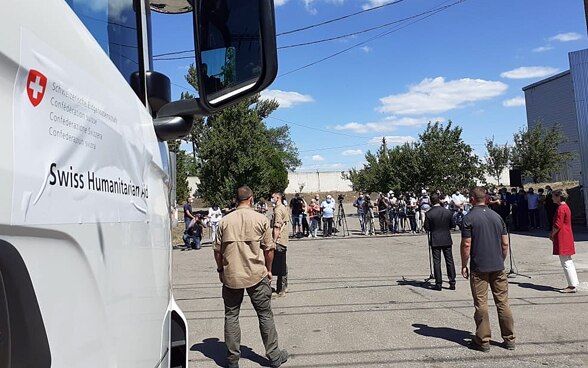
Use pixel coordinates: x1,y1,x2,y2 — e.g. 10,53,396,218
335,200,350,236
421,231,435,285
507,232,531,278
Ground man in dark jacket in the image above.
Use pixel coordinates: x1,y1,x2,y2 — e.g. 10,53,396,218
424,193,456,291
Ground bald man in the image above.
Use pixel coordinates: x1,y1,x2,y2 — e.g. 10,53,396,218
214,186,288,368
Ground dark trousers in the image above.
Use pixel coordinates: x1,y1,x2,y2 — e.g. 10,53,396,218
408,215,417,232
274,244,288,293
528,208,539,228
302,214,310,236
546,209,555,231
222,277,281,365
432,246,456,286
323,217,334,236
378,211,388,233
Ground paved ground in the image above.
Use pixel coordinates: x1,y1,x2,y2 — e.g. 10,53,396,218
173,209,588,368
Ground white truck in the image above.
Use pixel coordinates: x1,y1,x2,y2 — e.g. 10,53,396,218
0,0,277,367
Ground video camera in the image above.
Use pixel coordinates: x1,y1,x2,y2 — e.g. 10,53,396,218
337,193,345,202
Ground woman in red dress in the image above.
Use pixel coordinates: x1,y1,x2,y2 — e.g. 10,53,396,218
549,189,579,293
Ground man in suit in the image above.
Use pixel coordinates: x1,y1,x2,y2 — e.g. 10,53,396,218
424,193,457,291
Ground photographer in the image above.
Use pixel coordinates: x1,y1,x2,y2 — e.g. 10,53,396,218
353,193,366,234
377,193,390,234
289,193,304,238
388,191,398,233
407,193,418,234
362,194,376,235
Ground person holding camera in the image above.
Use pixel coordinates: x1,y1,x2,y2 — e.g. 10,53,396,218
362,194,376,235
424,194,456,291
377,192,390,234
353,193,366,234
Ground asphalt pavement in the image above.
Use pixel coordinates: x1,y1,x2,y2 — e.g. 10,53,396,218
173,207,588,368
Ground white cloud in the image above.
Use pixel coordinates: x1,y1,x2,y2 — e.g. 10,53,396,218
273,0,288,5
342,149,363,156
368,136,417,145
360,46,372,53
500,66,560,79
362,0,398,10
334,116,444,133
311,154,325,161
532,45,553,53
503,97,526,107
377,77,507,115
549,32,582,42
303,0,318,14
260,89,314,108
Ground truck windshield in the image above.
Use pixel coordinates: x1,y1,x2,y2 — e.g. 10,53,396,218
65,0,141,85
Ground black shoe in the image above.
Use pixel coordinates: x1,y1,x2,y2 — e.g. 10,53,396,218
449,284,456,290
502,341,516,350
432,285,442,291
468,341,490,352
270,349,289,368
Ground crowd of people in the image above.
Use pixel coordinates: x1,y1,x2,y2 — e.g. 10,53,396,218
179,185,571,249
178,183,581,366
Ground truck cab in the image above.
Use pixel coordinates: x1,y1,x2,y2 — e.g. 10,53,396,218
0,0,276,367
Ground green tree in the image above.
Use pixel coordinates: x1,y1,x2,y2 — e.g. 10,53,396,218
347,122,482,194
168,140,191,203
484,137,510,185
511,122,573,183
196,94,300,206
416,121,483,193
346,138,422,193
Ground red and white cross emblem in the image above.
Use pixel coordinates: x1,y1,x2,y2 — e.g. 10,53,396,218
26,69,47,107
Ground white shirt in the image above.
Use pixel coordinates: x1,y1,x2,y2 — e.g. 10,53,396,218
208,207,223,224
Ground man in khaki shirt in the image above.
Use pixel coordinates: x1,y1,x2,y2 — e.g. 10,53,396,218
271,192,290,297
214,186,288,368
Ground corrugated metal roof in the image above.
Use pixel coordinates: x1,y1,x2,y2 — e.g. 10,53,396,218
522,70,571,91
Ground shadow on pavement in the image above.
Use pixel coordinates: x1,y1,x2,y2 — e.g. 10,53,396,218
397,277,436,290
191,338,271,367
509,281,560,292
412,323,472,347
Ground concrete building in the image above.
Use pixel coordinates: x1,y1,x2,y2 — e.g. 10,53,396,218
523,48,588,225
523,71,580,181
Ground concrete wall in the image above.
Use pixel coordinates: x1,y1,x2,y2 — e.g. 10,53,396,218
285,171,353,194
481,168,511,187
186,172,353,196
523,71,581,181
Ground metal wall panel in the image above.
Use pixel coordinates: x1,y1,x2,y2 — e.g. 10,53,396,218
569,49,588,226
523,71,581,181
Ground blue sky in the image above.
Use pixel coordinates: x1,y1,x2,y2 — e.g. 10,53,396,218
152,0,588,172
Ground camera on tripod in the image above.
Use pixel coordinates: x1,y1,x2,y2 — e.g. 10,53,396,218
337,193,345,202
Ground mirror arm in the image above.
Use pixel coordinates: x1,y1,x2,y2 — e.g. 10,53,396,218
153,98,208,141
156,98,208,119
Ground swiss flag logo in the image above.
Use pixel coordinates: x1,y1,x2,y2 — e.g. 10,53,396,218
26,69,47,107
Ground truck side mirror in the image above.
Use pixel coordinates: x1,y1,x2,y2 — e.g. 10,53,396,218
193,0,277,112
152,0,277,138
